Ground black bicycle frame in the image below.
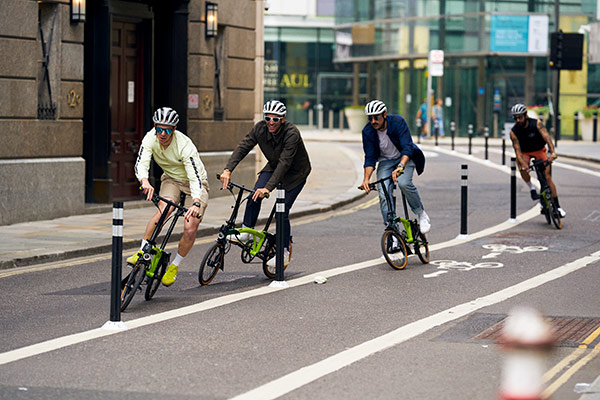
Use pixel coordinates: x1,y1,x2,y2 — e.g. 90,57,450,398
147,192,187,250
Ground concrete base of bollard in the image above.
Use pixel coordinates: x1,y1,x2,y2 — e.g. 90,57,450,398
101,320,128,331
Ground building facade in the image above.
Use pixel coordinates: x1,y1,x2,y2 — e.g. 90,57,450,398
264,0,359,128
333,0,600,138
0,0,261,225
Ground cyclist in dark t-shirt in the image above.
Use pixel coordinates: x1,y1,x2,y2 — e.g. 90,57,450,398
509,103,566,217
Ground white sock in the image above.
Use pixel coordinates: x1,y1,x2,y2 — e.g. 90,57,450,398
172,253,184,267
527,181,535,191
140,239,148,251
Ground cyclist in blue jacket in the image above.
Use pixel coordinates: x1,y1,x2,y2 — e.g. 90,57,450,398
360,100,431,233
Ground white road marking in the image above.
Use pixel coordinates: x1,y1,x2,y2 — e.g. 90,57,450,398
423,271,448,278
231,250,600,400
482,252,501,259
0,204,539,367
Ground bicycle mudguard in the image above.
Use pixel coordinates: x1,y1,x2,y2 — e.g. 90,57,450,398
401,219,414,243
237,227,267,256
146,247,166,278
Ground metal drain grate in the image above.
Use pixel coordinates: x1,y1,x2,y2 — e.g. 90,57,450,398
475,316,600,347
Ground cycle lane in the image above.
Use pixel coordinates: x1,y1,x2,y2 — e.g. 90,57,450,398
1,143,600,396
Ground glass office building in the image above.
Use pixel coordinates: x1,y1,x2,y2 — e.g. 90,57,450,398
333,0,599,137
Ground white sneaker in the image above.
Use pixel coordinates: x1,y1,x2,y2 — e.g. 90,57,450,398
557,208,566,218
418,211,431,234
227,231,252,244
267,249,291,267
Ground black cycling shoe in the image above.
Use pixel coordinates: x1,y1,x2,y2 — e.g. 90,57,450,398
530,189,540,200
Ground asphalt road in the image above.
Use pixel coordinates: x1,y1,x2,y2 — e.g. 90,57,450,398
1,143,599,399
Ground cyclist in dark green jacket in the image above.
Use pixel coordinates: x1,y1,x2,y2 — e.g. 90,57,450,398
220,100,311,267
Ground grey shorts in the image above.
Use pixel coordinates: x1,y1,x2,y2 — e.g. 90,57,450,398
159,174,209,219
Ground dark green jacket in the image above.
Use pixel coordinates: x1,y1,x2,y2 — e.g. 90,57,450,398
225,120,312,191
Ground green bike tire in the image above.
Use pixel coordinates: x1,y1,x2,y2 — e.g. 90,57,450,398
199,242,225,285
381,230,408,270
414,232,430,264
145,258,167,300
120,261,146,312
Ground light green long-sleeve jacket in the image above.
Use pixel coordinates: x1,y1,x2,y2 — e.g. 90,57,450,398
135,129,207,200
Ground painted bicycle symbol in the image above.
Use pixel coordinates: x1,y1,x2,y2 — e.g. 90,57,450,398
481,244,548,259
423,260,503,278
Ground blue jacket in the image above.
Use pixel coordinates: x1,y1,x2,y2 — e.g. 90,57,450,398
362,114,425,175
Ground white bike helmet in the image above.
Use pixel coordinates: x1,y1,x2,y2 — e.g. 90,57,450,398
153,107,180,126
511,104,527,116
263,100,287,116
365,100,387,116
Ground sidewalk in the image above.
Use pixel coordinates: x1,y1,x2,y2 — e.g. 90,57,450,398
1,130,598,270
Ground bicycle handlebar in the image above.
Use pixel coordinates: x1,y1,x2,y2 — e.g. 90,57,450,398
525,158,552,172
357,174,395,191
216,173,270,198
139,187,201,218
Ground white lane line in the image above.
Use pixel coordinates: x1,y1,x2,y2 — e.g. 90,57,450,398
0,204,539,367
231,250,600,400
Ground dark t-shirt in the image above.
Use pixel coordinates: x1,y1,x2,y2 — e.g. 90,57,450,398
511,118,546,153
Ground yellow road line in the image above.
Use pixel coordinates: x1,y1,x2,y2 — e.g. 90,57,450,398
542,324,600,395
0,237,216,279
542,343,600,399
579,325,600,347
296,197,378,225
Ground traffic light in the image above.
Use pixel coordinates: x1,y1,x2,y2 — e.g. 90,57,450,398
549,32,584,70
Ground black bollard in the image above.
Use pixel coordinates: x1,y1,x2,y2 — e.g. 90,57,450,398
484,126,489,160
502,138,506,166
275,183,285,282
110,202,123,323
594,113,598,142
468,124,473,155
434,119,439,146
574,112,579,141
450,121,456,151
460,165,468,236
510,158,517,220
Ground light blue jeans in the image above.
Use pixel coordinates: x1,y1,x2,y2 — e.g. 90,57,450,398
376,158,424,224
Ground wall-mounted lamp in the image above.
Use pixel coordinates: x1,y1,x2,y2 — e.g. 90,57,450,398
70,0,86,23
205,2,218,38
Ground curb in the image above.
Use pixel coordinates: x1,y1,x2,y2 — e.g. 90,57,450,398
0,192,367,270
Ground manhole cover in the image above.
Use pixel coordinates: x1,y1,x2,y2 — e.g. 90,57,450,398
475,316,600,347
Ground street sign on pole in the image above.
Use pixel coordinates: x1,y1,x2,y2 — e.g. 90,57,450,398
426,50,444,138
429,50,444,77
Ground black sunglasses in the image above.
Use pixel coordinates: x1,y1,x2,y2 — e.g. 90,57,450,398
264,116,282,123
368,115,382,121
513,115,526,121
156,127,173,135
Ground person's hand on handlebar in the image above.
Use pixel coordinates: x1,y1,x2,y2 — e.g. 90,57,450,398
392,163,404,183
140,178,155,201
185,199,202,222
252,188,270,202
360,178,372,194
220,169,231,190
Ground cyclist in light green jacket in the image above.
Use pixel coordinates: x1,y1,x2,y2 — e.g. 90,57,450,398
128,107,209,287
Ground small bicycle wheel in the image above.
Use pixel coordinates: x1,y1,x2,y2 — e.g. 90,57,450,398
262,239,293,279
414,232,430,264
120,261,146,311
541,196,551,225
145,257,167,300
549,203,562,230
381,230,408,270
199,242,225,285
